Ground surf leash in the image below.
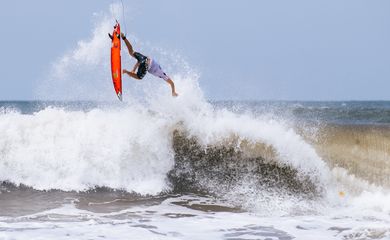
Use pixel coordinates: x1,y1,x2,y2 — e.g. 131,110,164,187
120,0,128,36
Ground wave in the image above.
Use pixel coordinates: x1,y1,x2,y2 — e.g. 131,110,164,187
0,99,328,190
0,97,332,215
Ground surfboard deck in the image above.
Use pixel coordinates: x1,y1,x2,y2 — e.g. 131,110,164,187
110,22,122,101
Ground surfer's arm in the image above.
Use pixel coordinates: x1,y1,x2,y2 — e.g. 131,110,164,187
123,69,141,80
121,33,135,57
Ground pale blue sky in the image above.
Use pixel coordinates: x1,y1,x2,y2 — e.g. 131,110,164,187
1,0,389,100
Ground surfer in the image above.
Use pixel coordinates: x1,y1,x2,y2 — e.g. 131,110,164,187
120,33,179,97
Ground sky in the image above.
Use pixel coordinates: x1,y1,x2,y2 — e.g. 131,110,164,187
0,0,389,101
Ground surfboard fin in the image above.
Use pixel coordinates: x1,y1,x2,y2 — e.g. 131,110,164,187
108,33,113,40
117,92,123,101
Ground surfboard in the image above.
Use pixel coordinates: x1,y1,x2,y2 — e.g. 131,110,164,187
110,21,122,101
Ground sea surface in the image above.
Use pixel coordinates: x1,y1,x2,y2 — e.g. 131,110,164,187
0,100,390,240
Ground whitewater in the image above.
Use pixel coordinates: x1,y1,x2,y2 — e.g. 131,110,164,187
1,3,390,240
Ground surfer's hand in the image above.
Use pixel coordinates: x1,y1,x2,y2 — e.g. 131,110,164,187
121,33,126,40
172,92,179,97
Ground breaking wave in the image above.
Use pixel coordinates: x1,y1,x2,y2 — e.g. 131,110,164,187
0,92,328,192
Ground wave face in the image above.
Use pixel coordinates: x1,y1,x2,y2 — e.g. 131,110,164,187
306,124,390,187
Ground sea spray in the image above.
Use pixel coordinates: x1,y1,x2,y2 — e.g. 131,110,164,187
0,104,174,194
36,4,120,101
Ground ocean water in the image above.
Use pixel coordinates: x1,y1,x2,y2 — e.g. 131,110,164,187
0,100,390,240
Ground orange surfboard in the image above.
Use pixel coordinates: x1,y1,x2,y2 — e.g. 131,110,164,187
110,22,122,101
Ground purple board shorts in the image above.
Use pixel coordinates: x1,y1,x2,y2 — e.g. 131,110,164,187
148,59,170,81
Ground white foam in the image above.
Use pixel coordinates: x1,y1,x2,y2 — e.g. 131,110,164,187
1,196,390,240
0,105,174,194
1,77,331,205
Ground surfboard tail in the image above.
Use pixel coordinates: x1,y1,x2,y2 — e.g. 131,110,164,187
117,92,123,101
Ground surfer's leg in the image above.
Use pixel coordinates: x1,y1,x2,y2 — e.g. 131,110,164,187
166,78,178,97
123,69,141,80
148,61,178,96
